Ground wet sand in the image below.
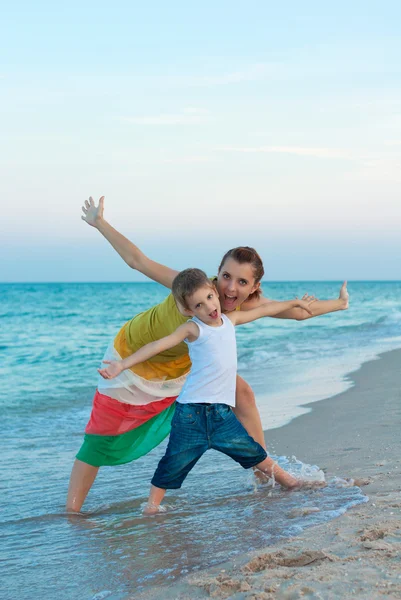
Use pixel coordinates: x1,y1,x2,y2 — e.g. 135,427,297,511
135,348,401,599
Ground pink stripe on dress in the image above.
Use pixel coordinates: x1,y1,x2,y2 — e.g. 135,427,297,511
85,390,177,436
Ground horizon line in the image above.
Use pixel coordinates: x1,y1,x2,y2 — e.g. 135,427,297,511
1,279,400,284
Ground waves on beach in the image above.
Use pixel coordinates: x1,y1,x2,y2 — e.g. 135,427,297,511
1,281,400,598
1,450,368,600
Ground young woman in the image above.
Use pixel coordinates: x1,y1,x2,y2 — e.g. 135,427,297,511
66,197,348,512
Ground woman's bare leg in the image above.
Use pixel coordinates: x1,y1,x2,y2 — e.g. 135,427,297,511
233,375,266,449
66,459,99,512
256,456,299,488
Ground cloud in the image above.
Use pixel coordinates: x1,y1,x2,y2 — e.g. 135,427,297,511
219,144,401,182
189,63,278,86
136,63,279,88
349,157,401,183
162,156,211,164
220,146,360,160
120,107,210,126
183,107,209,114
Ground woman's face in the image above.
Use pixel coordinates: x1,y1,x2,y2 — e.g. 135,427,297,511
216,257,259,312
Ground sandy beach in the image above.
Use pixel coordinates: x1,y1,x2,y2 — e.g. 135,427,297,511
136,348,401,599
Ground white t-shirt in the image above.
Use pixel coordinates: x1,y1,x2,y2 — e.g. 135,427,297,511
177,314,237,407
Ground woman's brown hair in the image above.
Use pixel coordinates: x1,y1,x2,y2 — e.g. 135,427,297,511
218,246,264,301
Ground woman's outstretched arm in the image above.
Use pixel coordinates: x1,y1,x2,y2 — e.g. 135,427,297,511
81,196,179,289
242,282,349,320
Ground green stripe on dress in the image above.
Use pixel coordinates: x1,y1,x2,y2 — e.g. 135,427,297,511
76,403,176,467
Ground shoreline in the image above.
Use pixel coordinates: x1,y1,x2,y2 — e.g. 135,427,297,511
138,348,401,599
256,342,401,434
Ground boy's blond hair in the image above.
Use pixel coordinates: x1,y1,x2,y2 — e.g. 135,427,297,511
172,268,216,310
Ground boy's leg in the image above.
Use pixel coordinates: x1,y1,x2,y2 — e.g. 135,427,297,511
144,485,167,515
209,404,299,489
144,403,208,513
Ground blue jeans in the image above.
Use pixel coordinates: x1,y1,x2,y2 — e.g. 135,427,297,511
151,402,267,489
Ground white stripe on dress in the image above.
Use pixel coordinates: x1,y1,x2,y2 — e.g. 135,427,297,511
97,343,188,405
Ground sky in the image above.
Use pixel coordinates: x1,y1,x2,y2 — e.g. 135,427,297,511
1,1,401,281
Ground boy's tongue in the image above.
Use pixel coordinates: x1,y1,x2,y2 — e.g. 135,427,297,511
209,309,218,319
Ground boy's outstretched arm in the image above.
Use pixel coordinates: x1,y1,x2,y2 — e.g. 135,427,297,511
81,196,179,289
98,322,196,379
231,298,315,326
242,282,349,321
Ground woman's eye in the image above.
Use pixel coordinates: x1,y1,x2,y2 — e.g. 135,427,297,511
223,273,229,279
239,280,247,286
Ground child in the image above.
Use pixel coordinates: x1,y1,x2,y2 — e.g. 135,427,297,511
98,268,315,514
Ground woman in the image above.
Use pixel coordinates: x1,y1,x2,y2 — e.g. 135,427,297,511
67,197,348,512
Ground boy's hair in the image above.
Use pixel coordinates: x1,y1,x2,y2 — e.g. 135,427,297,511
172,268,215,310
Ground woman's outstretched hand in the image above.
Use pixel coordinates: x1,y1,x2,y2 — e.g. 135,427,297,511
98,360,123,379
81,196,104,227
339,281,349,309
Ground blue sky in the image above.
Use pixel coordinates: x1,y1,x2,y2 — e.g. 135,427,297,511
1,1,401,281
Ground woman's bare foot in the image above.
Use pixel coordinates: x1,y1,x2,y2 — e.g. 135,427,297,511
253,468,271,484
289,480,327,490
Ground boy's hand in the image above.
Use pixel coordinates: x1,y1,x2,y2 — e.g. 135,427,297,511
98,360,123,379
300,293,318,302
81,196,104,228
293,299,315,315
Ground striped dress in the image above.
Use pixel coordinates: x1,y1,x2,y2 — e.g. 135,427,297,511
76,293,190,467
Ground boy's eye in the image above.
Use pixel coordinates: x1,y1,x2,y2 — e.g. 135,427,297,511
207,294,213,299
196,303,201,308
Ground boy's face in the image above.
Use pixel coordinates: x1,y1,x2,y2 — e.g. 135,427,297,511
185,285,222,325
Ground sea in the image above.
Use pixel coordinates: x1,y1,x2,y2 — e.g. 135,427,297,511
1,281,400,599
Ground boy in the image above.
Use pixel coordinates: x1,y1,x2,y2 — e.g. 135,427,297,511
99,269,315,513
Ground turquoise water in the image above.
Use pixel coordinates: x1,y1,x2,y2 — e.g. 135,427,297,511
1,281,399,599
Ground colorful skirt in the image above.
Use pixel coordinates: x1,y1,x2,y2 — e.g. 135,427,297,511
76,342,188,467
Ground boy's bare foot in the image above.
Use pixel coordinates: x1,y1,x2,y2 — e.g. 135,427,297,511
143,503,166,515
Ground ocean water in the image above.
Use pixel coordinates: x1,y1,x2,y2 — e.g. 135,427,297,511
1,281,400,599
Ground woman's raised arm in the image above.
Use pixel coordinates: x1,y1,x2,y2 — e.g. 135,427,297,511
241,282,349,320
81,196,179,289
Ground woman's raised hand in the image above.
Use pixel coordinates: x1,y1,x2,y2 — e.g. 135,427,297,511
81,196,104,227
98,360,123,380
